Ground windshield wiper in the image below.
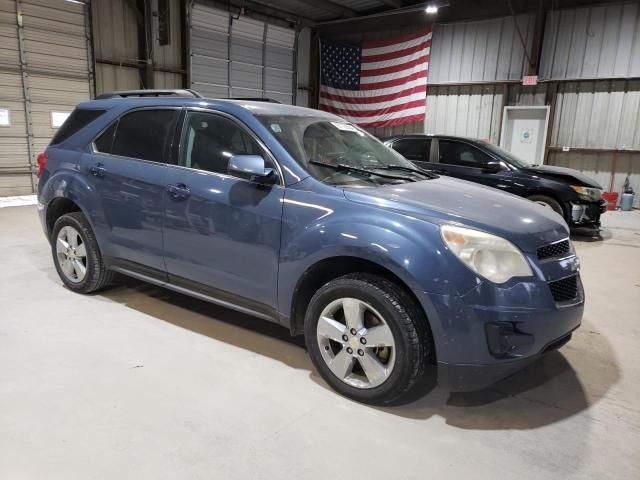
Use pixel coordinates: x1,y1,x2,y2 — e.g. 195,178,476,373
309,160,414,181
374,165,439,179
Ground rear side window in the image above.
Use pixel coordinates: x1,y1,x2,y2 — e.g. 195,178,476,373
97,109,178,162
94,122,117,153
392,138,431,162
50,108,106,145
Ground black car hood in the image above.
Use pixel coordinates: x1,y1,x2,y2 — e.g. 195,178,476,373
521,165,602,189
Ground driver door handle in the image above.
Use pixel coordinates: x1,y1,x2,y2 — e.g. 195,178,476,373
166,183,191,200
89,163,106,177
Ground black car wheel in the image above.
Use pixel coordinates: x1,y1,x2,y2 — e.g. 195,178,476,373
304,273,432,405
51,212,114,293
528,195,565,219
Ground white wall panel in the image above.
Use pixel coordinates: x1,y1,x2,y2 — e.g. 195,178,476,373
552,80,640,150
540,3,640,80
424,84,504,143
429,14,535,84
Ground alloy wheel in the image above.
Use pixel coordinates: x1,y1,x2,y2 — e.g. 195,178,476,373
55,226,87,283
316,297,396,389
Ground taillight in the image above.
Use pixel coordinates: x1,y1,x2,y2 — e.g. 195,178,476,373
36,151,48,178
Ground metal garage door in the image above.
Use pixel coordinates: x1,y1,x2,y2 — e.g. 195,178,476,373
190,2,295,104
0,0,92,196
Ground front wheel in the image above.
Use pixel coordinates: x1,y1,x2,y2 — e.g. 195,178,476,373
304,274,432,405
528,195,565,219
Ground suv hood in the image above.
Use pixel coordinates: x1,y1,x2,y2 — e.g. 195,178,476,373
521,165,602,189
343,176,569,253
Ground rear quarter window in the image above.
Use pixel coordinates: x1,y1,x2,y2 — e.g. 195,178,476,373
50,108,106,145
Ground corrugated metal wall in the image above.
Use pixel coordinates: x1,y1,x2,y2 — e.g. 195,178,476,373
152,0,183,89
91,0,140,93
190,2,295,103
92,0,183,94
429,14,536,83
539,2,640,80
0,0,91,196
551,80,640,150
0,0,29,196
424,84,504,143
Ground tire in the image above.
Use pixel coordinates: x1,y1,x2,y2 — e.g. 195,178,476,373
304,273,432,406
528,195,565,218
51,212,114,293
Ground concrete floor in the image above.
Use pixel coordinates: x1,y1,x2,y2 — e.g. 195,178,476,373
1,205,639,480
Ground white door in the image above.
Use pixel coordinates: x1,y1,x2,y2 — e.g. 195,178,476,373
500,106,550,165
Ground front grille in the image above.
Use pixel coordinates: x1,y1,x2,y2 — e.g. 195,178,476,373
549,275,579,303
537,239,571,260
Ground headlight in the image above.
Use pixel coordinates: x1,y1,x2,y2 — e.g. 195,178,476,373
571,185,602,202
440,225,533,284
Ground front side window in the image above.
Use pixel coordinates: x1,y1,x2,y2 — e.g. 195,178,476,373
256,115,421,186
438,140,493,168
392,138,431,162
180,111,266,175
96,109,178,162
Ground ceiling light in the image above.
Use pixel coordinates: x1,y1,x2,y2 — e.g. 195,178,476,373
425,5,438,14
64,0,86,5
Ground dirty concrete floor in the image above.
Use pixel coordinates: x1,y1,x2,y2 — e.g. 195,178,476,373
1,206,639,479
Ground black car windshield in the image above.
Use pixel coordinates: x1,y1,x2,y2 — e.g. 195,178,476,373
479,141,531,168
256,115,424,186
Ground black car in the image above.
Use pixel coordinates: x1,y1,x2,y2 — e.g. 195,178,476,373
384,134,606,230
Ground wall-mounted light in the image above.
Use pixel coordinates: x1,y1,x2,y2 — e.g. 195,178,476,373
425,5,439,14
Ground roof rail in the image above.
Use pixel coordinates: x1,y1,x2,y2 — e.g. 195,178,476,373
95,89,203,100
229,97,282,104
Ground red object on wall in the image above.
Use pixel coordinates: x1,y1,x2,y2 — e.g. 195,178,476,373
602,192,619,211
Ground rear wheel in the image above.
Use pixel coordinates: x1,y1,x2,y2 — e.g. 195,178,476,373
51,212,114,293
528,195,564,218
304,273,431,405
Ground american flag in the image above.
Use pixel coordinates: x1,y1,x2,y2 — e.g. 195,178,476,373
319,29,431,128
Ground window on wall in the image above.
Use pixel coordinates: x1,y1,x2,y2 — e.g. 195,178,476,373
180,111,266,175
95,110,178,162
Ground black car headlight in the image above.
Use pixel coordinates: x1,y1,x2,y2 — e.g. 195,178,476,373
571,186,602,202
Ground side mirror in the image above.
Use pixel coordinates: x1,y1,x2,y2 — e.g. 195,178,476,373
228,155,276,183
482,161,505,173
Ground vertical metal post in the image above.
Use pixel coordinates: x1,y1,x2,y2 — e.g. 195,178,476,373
292,27,299,105
15,0,36,193
227,14,233,97
143,0,155,89
262,23,268,99
84,0,97,98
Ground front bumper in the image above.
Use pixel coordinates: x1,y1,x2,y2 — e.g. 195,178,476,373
568,200,606,229
415,260,584,392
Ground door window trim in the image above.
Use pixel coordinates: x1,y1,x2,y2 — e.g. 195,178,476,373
171,107,285,187
89,106,182,167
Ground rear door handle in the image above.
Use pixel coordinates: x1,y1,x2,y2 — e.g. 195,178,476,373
166,183,191,199
89,163,106,177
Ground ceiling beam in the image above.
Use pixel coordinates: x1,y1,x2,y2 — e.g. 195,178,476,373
378,0,405,8
294,0,358,18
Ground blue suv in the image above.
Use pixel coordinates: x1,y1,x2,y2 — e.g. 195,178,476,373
37,90,583,405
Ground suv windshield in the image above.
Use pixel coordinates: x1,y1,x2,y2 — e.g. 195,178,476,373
257,115,426,186
480,141,531,168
